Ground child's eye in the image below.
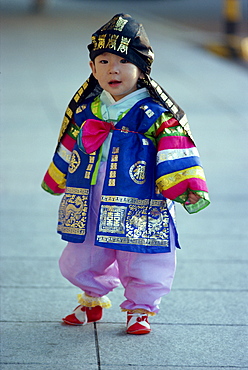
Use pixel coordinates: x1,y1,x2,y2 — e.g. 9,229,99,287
120,59,128,64
99,60,108,64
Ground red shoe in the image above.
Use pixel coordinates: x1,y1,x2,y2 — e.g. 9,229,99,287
126,312,151,335
62,305,103,326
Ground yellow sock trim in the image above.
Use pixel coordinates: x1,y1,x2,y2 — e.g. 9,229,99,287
121,308,156,316
77,293,112,308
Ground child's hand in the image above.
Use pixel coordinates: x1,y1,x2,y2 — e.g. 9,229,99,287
187,191,201,204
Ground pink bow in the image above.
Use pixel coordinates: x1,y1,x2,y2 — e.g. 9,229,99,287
80,119,114,154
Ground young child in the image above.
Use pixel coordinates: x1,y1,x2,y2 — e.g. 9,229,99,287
42,13,210,335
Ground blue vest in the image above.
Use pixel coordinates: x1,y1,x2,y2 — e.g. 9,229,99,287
57,96,180,253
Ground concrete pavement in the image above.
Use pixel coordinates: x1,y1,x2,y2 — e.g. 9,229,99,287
1,1,248,369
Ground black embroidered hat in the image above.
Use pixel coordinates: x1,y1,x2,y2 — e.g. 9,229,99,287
88,13,154,75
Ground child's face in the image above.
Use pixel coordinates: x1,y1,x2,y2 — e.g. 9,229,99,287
90,52,143,101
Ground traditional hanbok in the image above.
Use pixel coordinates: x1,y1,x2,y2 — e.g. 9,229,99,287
42,13,210,317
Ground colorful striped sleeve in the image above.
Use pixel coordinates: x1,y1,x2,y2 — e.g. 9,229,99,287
155,112,210,213
41,119,80,195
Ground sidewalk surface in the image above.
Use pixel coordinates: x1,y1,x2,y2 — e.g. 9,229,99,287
1,1,248,369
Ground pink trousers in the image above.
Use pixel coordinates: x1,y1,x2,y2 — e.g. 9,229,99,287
59,163,177,314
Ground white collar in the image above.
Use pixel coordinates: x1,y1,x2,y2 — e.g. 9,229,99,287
100,88,149,107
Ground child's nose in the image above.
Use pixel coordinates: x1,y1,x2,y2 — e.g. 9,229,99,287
109,61,119,73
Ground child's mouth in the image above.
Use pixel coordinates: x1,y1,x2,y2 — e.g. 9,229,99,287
109,80,121,86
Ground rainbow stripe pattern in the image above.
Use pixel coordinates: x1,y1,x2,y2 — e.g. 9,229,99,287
41,120,80,195
155,116,210,213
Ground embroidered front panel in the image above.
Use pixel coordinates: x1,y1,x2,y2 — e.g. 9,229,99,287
57,138,98,241
97,197,169,247
58,187,90,236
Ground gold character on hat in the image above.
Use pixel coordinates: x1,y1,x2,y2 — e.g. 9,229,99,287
117,36,131,54
106,34,119,50
101,15,120,31
91,36,98,51
97,34,107,49
114,17,128,31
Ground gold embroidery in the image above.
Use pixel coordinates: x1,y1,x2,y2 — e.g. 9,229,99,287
98,195,169,246
114,17,128,31
63,116,69,125
66,187,89,195
66,107,73,118
58,191,89,236
78,87,84,96
57,79,89,144
76,104,87,114
84,153,96,179
126,202,169,242
101,15,119,31
108,179,116,186
69,126,80,139
106,34,119,50
102,195,149,205
83,81,88,90
74,93,80,102
58,116,70,142
111,155,118,162
91,35,98,50
89,155,95,164
110,163,117,170
58,226,86,236
129,161,146,184
117,36,131,54
96,235,169,247
68,150,81,174
156,166,206,191
86,164,93,171
97,34,107,49
101,196,165,207
100,15,128,32
108,147,119,186
99,205,126,234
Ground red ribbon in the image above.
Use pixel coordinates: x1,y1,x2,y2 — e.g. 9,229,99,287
81,119,114,154
80,119,140,154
